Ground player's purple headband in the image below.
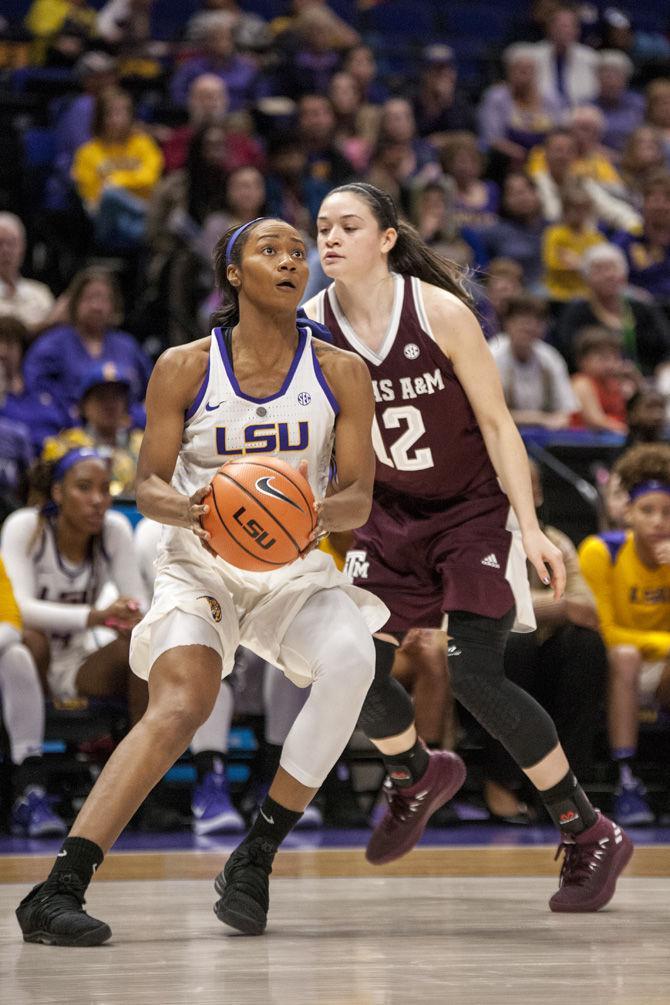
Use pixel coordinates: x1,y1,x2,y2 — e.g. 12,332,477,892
225,217,266,265
629,480,670,501
53,447,104,482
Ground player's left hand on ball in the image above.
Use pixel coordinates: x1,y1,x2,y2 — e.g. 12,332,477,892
189,486,211,538
522,527,566,600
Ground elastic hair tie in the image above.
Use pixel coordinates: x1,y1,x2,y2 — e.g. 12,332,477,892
628,480,670,501
225,217,266,266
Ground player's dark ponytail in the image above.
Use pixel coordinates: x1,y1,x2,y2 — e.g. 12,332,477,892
327,182,473,308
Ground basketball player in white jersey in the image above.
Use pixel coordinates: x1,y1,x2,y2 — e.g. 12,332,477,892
16,217,388,945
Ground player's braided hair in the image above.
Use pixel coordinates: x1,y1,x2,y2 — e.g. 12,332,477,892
613,443,670,493
327,182,474,307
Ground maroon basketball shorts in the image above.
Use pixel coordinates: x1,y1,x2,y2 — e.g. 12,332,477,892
344,481,516,635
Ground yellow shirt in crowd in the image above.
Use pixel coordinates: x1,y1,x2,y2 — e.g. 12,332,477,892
72,132,164,207
579,531,670,660
0,556,22,633
542,223,605,300
527,146,623,189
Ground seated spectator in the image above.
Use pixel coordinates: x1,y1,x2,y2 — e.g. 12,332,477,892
619,126,666,211
593,50,644,155
0,317,71,453
413,45,475,141
71,87,163,251
200,165,267,260
478,44,562,168
24,267,152,411
533,127,640,230
529,105,624,191
0,556,67,838
25,0,97,64
483,173,547,288
341,44,387,105
276,5,343,98
161,74,228,173
1,439,148,729
170,11,270,112
408,177,479,271
95,0,158,64
532,3,598,111
378,97,439,176
187,0,271,53
271,0,359,55
483,459,606,822
264,130,328,230
571,327,631,434
644,79,670,166
328,71,380,175
553,243,670,374
77,363,143,498
579,443,670,825
477,258,524,340
615,169,670,303
0,214,55,337
440,132,500,232
542,180,604,301
490,294,577,429
298,94,355,190
52,51,119,180
625,387,668,446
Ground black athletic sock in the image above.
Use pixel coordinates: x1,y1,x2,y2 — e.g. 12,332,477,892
13,755,47,797
260,742,282,785
382,739,430,788
242,795,302,849
540,770,598,835
47,837,104,890
193,750,225,784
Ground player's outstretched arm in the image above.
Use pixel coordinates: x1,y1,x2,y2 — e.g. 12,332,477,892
422,284,566,600
313,342,376,532
136,346,211,543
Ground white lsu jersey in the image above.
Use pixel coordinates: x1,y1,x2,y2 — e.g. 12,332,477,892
163,324,338,557
131,324,389,682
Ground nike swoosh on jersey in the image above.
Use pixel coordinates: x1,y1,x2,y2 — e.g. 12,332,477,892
205,401,225,411
255,476,302,510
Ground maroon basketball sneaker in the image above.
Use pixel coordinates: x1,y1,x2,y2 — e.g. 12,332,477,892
366,750,466,865
550,812,634,912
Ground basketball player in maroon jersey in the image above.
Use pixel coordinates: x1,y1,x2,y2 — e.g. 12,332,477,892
303,183,633,912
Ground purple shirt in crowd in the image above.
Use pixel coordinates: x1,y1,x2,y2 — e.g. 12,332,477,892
23,325,153,410
594,91,645,153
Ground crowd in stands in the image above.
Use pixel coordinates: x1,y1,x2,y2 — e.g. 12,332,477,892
0,0,669,837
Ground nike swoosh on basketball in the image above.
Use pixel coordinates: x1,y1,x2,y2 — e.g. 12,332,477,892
57,851,67,857
255,476,301,510
205,400,225,411
260,808,275,825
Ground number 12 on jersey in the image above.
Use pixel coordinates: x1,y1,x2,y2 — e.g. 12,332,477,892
371,405,434,471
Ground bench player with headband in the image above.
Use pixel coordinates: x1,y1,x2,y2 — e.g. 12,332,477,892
15,216,388,944
303,182,633,912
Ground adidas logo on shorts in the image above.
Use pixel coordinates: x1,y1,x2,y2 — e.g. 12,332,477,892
480,553,500,569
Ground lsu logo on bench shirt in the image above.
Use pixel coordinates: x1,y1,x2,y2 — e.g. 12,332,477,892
216,421,309,456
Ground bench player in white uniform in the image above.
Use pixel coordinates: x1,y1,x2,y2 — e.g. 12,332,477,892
16,217,388,945
1,446,148,724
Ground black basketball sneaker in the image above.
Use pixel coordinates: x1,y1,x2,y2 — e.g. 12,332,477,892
213,838,276,935
16,873,111,946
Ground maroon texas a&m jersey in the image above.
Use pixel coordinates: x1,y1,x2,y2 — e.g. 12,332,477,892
314,274,498,501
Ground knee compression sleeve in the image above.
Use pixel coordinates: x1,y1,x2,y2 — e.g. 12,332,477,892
358,637,415,740
447,609,558,769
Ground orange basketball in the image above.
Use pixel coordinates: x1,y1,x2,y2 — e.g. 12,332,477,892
201,457,317,572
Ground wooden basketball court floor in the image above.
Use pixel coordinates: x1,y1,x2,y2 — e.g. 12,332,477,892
1,840,669,1005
